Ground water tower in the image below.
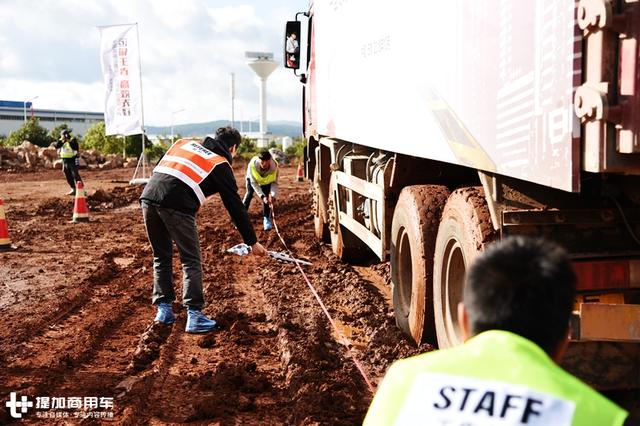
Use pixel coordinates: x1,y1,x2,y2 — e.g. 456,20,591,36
246,51,278,148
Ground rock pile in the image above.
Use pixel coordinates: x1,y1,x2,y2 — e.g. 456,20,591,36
0,141,138,171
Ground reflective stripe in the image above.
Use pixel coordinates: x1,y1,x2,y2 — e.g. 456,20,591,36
154,166,207,204
157,160,203,183
153,139,227,205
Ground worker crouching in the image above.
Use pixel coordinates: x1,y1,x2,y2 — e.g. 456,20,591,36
243,150,279,231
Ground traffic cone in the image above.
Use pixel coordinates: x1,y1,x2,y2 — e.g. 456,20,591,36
0,197,12,251
296,161,304,182
72,181,90,223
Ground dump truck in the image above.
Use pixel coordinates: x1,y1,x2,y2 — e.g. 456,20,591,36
284,0,640,390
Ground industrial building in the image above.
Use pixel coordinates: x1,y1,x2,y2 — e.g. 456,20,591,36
0,100,104,137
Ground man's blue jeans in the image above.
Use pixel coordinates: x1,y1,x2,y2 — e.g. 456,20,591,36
141,201,204,310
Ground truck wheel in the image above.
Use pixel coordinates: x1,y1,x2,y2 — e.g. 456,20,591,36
327,173,371,262
391,185,449,345
312,167,330,242
433,187,496,348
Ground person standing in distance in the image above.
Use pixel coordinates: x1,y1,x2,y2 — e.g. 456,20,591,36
140,126,267,334
55,129,83,195
364,236,630,426
243,150,279,231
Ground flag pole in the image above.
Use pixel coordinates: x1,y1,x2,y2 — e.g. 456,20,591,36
135,22,147,181
129,22,148,185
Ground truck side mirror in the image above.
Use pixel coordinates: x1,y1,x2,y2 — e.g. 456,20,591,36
284,21,301,70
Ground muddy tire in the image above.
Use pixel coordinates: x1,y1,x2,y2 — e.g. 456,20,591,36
433,187,496,348
391,185,450,345
327,173,371,263
312,166,330,242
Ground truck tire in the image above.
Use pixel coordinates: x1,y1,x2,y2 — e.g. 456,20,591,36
391,185,450,345
433,187,496,348
312,166,330,242
327,173,371,262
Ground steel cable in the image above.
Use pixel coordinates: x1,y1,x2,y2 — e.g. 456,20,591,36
269,202,376,394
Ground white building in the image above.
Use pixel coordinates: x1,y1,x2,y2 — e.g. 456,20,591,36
0,100,104,137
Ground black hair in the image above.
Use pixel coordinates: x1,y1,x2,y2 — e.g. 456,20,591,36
258,150,272,161
215,126,241,150
464,236,576,354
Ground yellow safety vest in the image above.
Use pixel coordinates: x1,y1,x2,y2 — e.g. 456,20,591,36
154,138,228,205
364,330,628,426
249,157,278,186
59,141,75,159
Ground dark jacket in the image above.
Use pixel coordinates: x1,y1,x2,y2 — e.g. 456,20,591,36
140,136,257,246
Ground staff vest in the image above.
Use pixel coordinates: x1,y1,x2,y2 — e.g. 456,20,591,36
249,157,278,185
59,141,75,159
154,139,228,205
364,330,627,426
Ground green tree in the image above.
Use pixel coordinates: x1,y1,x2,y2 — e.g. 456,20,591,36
83,122,150,156
145,139,169,162
7,117,52,147
237,136,256,154
285,137,306,158
49,123,75,144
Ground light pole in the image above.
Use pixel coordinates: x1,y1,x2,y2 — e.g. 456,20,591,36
170,108,186,143
23,95,38,123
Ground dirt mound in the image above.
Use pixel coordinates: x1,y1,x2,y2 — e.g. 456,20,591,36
88,185,143,210
35,197,72,216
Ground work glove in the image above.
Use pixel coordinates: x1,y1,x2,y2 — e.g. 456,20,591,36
74,157,80,167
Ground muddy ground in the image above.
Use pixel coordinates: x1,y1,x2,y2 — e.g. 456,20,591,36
0,163,430,425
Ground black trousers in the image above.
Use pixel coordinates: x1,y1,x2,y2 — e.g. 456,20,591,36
141,201,204,310
62,158,82,190
242,179,271,219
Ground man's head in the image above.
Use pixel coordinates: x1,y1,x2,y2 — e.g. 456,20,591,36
61,129,70,139
258,150,272,169
215,126,241,154
461,236,576,357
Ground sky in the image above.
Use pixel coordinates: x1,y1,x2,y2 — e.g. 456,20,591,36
0,0,309,126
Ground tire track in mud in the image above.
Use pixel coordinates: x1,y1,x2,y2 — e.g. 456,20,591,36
0,202,147,364
0,249,142,362
0,255,151,399
114,194,305,423
1,168,434,424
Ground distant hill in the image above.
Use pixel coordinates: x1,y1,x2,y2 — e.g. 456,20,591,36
146,120,303,138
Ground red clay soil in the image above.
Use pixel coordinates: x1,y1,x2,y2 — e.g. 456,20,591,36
2,165,637,425
0,164,430,425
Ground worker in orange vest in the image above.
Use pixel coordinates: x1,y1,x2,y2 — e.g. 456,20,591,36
140,126,267,333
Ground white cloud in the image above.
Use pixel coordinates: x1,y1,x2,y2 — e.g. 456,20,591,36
0,0,309,126
206,5,263,33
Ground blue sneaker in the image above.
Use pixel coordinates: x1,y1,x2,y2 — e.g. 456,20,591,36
263,217,273,231
186,309,217,333
154,303,176,324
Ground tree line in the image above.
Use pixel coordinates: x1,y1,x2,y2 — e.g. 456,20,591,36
0,118,306,162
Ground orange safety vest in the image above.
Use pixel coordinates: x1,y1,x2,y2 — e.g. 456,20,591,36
154,138,228,205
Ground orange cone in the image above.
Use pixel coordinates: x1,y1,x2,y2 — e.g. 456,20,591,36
0,197,12,251
296,161,304,182
72,181,90,223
